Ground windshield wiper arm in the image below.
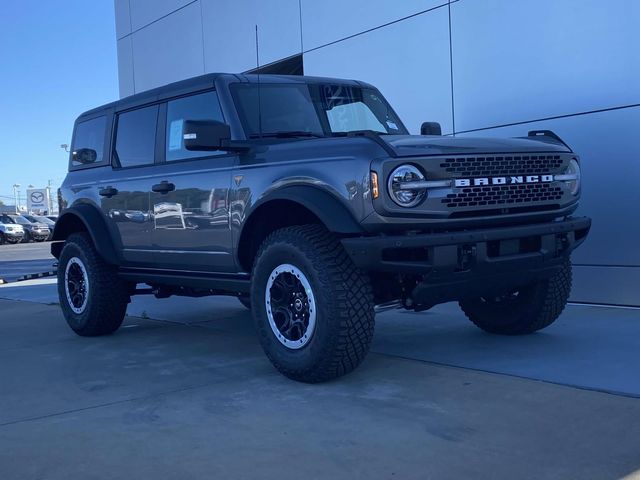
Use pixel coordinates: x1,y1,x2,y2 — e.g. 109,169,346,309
249,131,325,139
330,130,388,137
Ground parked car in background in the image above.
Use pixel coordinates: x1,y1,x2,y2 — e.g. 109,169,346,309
0,214,25,244
46,215,58,222
9,215,50,242
23,214,56,240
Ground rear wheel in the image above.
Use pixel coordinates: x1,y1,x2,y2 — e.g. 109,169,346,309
251,225,375,383
57,232,129,336
459,260,572,335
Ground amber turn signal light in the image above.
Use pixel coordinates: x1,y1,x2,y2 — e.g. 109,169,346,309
371,171,379,199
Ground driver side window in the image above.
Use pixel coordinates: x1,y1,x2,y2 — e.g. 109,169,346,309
166,90,225,161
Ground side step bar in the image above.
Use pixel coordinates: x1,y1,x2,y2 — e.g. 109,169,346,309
118,268,251,294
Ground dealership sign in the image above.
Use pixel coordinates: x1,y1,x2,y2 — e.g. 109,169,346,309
27,188,48,212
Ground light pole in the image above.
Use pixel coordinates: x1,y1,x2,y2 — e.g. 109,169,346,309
12,184,21,214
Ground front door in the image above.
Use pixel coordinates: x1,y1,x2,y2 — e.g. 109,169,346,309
150,90,236,272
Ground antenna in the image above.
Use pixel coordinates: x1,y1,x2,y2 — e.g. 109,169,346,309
255,25,263,138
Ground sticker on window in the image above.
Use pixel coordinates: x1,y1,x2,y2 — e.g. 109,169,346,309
169,119,184,151
386,120,399,130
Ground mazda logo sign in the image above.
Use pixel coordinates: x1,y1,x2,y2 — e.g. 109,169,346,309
30,192,44,203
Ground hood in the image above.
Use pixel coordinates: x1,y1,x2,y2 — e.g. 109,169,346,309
382,135,571,157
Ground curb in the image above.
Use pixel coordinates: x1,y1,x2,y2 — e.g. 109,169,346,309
0,269,57,284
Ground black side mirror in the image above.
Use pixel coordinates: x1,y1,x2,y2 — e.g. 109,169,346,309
72,148,97,164
183,120,231,151
420,122,442,136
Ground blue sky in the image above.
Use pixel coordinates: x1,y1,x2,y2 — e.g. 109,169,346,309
0,0,118,207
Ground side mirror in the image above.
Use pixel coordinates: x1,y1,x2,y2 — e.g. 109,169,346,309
420,122,442,136
183,120,231,151
72,148,97,164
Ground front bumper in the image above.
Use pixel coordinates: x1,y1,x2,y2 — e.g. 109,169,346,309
4,232,24,242
30,230,50,240
342,216,591,305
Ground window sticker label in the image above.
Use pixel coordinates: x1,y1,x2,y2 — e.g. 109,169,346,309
386,120,399,130
169,119,184,151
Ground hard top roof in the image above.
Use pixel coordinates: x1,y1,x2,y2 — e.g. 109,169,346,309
76,73,374,120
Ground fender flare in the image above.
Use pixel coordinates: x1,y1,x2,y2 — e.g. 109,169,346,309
247,185,364,235
51,204,121,265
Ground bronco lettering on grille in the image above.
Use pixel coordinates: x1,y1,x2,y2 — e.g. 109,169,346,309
454,174,554,188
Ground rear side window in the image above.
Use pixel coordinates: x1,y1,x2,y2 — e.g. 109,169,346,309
115,105,159,168
72,116,107,167
166,91,225,161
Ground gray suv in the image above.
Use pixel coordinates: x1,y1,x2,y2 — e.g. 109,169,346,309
0,214,25,244
52,73,591,382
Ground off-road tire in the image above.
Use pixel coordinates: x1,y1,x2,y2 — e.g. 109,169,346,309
459,260,572,335
238,296,252,310
251,225,375,383
58,232,129,336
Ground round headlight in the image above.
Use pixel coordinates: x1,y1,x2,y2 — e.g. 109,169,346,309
566,159,581,195
388,164,426,207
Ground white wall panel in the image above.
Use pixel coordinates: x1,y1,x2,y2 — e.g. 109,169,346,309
452,0,640,132
129,0,193,32
301,0,448,51
131,1,204,93
117,36,135,97
304,7,453,135
114,0,132,39
572,266,640,306
201,0,301,73
458,106,640,267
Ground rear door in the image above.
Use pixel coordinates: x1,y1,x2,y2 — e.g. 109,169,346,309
97,105,160,265
150,90,236,272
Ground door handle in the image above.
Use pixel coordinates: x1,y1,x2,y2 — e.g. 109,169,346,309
152,181,176,194
99,186,118,198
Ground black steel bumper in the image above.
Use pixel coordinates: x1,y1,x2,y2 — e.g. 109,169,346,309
343,216,591,305
342,216,591,305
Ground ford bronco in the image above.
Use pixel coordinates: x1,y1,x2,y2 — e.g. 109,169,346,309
52,73,591,382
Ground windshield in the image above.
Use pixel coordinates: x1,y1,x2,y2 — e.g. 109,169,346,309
35,216,55,225
231,83,408,138
0,215,16,224
11,216,30,225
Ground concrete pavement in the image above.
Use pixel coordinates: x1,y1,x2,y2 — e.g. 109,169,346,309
4,278,640,397
1,291,640,479
2,242,640,479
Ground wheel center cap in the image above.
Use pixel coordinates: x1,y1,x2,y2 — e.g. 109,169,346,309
294,298,304,312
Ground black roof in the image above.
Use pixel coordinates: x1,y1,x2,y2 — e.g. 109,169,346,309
77,73,373,120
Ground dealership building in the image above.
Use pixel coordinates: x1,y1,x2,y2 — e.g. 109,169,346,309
114,0,639,306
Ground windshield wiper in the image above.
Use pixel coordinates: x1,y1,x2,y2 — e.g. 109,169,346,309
249,131,325,139
330,130,389,137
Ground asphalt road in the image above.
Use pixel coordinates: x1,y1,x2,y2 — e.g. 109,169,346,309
0,242,56,282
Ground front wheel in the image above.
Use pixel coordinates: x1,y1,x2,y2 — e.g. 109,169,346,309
251,225,375,383
459,260,572,335
57,232,130,336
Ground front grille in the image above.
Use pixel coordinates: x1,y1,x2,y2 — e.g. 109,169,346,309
442,183,563,208
440,154,563,177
